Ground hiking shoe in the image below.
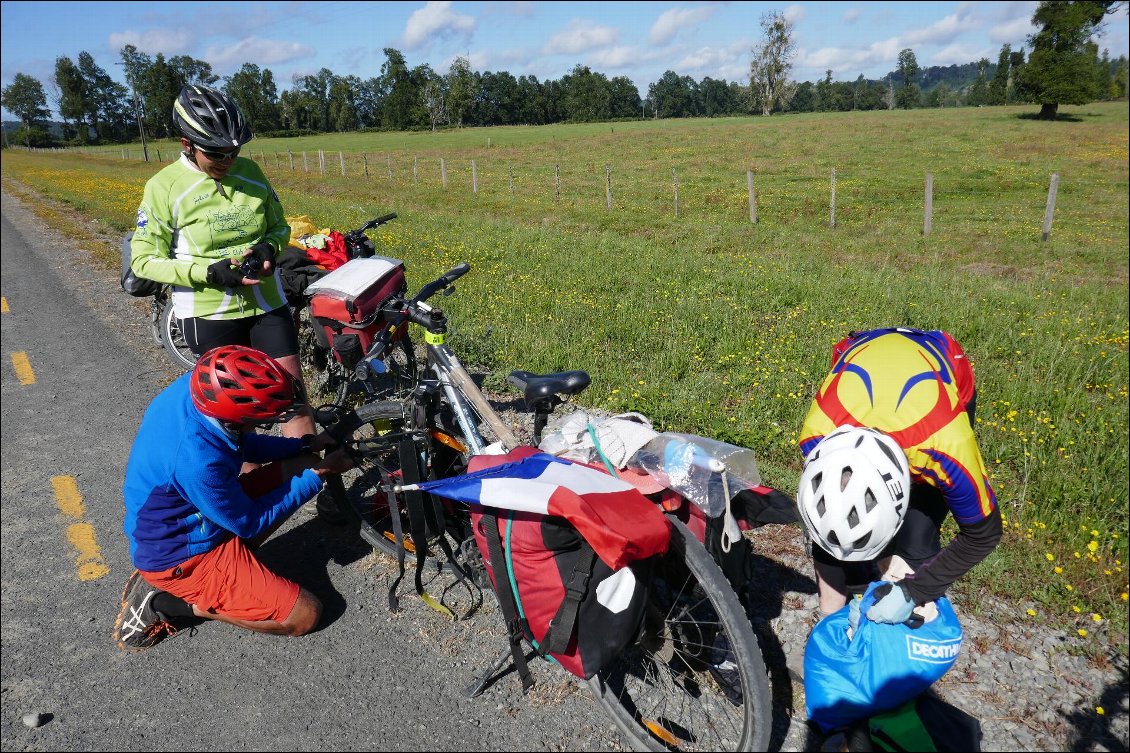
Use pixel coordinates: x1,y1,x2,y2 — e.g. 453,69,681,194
113,570,176,652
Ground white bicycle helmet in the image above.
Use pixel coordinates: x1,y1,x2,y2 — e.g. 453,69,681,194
797,425,911,561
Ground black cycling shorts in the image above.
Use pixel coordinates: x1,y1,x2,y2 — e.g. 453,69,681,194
811,483,951,595
182,307,300,360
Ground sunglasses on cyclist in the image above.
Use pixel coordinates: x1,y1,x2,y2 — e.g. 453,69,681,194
194,144,240,162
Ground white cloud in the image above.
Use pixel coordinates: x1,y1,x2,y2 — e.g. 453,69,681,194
841,8,861,24
589,45,646,70
901,9,980,47
108,28,194,56
783,4,807,24
990,15,1037,45
543,19,619,56
203,38,317,69
931,42,993,67
402,1,476,50
674,41,753,83
801,38,902,78
649,6,717,45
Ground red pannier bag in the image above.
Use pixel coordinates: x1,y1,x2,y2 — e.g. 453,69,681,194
304,256,407,367
465,447,670,680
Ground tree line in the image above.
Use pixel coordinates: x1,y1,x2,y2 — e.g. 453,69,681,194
2,1,1126,149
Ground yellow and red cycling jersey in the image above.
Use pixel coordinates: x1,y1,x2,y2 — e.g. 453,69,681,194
798,328,996,525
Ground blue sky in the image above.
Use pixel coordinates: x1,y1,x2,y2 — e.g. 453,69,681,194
2,1,1128,119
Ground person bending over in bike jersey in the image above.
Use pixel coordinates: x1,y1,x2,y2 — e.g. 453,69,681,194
795,327,1002,623
128,83,315,440
113,346,353,651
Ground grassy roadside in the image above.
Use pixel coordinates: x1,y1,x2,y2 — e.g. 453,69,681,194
3,101,1126,652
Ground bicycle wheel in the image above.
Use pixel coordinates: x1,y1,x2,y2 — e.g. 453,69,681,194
588,518,771,752
160,300,197,371
148,295,166,347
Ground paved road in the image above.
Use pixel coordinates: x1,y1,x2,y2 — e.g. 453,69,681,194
0,189,626,752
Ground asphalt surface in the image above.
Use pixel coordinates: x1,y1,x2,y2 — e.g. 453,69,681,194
0,188,629,752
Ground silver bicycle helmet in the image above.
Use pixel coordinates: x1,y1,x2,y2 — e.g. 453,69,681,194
797,425,911,561
172,84,253,149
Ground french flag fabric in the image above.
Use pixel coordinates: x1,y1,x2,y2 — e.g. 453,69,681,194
416,446,670,570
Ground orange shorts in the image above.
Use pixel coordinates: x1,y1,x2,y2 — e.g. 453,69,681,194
138,463,301,623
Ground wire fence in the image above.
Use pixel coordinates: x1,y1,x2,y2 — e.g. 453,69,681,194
13,144,1076,242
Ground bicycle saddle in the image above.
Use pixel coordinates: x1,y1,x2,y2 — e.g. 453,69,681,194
508,370,590,407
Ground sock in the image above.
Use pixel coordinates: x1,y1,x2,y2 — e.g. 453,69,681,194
152,591,195,619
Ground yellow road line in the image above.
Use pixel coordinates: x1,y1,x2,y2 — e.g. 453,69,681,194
12,352,36,385
50,475,110,582
1,296,9,313
66,524,112,581
51,476,85,518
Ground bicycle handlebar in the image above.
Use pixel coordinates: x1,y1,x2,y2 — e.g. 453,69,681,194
346,212,398,238
409,262,470,306
352,262,472,380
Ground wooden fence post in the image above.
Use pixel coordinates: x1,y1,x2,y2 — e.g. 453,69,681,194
472,160,478,194
830,167,837,228
413,155,418,184
605,164,612,210
555,164,560,203
302,152,308,172
748,170,758,224
339,151,346,176
274,152,280,171
288,149,294,171
673,168,679,217
924,173,934,235
387,153,392,181
508,161,514,197
441,158,447,189
1042,173,1059,242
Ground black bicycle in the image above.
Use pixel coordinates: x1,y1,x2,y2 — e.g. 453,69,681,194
312,261,772,751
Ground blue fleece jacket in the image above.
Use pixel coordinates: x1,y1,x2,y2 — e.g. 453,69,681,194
122,373,323,571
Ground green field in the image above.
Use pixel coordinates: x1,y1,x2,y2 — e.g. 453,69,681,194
3,102,1127,647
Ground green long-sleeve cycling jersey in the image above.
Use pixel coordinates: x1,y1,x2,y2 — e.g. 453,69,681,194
130,153,291,320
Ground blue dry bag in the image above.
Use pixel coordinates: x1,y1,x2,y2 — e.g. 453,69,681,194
804,580,963,733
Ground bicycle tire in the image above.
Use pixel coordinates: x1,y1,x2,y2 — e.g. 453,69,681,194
588,517,771,752
320,400,449,575
148,294,165,347
160,300,197,371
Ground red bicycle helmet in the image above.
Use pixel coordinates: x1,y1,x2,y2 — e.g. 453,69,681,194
190,346,303,424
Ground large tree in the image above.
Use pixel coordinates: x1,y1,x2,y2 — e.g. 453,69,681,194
989,44,1012,105
224,63,281,132
895,48,921,108
2,73,51,145
748,11,796,115
54,56,88,141
648,70,698,118
446,56,477,128
1018,0,1119,119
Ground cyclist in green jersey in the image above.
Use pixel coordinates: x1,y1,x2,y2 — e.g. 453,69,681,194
130,84,315,440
